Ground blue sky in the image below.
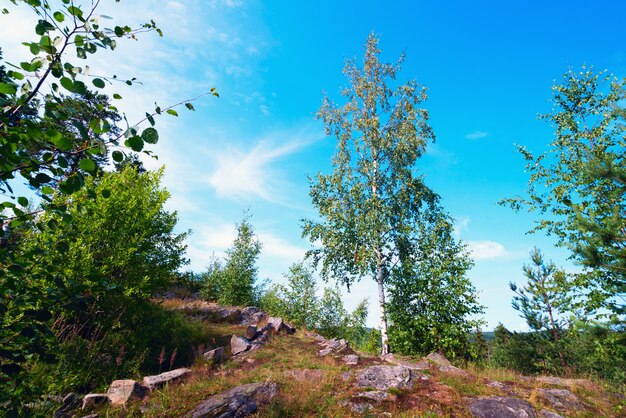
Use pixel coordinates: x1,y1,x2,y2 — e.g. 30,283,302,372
2,0,626,331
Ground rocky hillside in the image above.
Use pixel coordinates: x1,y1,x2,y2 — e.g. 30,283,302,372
52,299,625,417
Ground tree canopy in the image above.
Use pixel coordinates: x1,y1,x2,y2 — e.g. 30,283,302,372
303,33,457,354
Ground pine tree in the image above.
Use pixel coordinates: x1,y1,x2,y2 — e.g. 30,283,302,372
502,67,626,315
510,248,570,367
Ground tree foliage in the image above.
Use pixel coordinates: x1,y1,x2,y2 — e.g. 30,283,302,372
201,214,262,307
502,67,626,315
258,261,372,350
0,1,209,412
386,215,483,359
510,248,570,335
303,33,442,354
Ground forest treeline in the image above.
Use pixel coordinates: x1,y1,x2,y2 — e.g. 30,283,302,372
0,1,624,415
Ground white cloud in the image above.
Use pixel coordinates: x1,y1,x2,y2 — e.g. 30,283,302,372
465,131,489,140
467,240,508,260
207,128,321,203
258,232,307,260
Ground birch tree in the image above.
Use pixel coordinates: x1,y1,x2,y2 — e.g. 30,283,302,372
303,33,441,354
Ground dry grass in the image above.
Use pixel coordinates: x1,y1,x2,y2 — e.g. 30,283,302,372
88,305,626,417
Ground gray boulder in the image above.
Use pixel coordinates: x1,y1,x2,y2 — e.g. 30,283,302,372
266,317,296,334
106,379,148,406
231,335,252,356
240,307,268,325
426,352,452,367
355,390,397,403
343,354,360,365
468,397,537,418
318,338,349,356
245,325,258,340
185,382,278,418
143,368,192,390
535,388,584,412
354,365,428,391
203,347,225,365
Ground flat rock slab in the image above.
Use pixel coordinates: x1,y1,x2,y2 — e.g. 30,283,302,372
185,382,278,418
426,352,452,367
143,368,192,390
535,388,584,412
231,335,252,356
106,379,148,406
285,368,324,382
439,365,470,377
539,410,564,418
380,353,430,370
468,396,537,418
355,365,428,391
354,390,397,403
534,376,596,391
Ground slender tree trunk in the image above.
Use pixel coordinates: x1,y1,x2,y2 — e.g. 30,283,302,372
377,247,390,355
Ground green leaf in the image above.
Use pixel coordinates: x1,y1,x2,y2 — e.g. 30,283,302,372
53,11,65,22
102,189,111,198
124,136,144,152
113,93,122,99
17,196,29,207
67,6,83,18
78,158,96,172
166,109,178,117
114,26,124,37
92,78,105,88
35,173,51,183
41,186,54,195
185,102,195,111
89,118,109,135
60,77,73,91
112,150,124,162
0,83,16,94
141,127,159,144
53,135,73,151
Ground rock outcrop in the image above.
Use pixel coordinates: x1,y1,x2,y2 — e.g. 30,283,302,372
534,388,585,412
185,382,278,418
231,335,253,356
354,365,428,391
468,396,537,418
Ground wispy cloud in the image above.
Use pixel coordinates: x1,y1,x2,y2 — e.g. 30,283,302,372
206,127,321,203
467,240,508,260
465,131,489,140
